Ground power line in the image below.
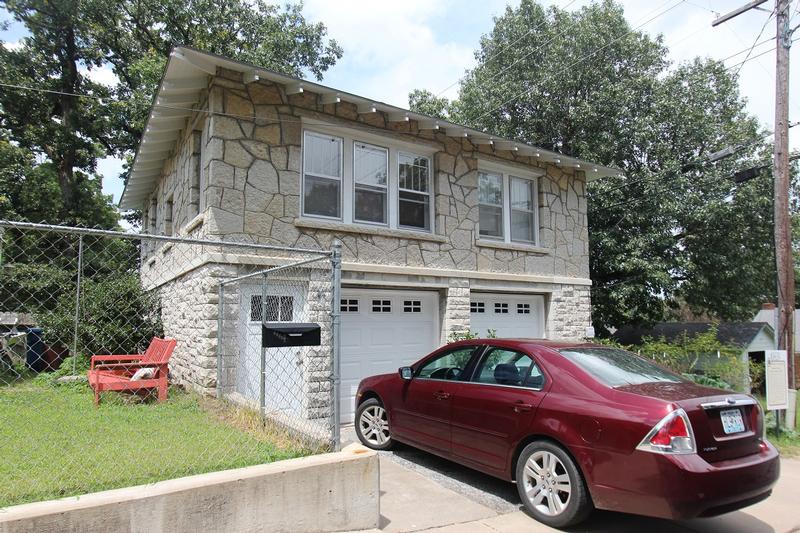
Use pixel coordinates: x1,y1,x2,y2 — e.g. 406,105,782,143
732,7,775,77
431,0,579,99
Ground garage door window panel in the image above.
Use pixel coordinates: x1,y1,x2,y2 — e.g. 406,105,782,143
354,141,388,224
417,347,478,381
303,131,343,219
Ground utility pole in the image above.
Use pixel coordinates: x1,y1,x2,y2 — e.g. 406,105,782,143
774,0,795,389
713,0,795,389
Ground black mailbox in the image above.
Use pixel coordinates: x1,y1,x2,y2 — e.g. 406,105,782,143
262,323,321,348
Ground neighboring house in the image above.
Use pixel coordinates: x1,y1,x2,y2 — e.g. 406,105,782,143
612,321,775,392
753,302,799,386
120,47,620,423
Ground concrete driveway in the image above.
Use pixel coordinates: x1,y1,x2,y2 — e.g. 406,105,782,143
344,427,800,533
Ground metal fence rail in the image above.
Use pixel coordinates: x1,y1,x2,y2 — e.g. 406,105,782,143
0,220,340,508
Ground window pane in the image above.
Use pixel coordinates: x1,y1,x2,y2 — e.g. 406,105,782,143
479,205,503,237
304,132,341,178
304,175,340,217
510,177,534,211
417,347,475,380
354,186,387,223
511,209,535,242
474,348,536,386
558,347,685,387
399,190,430,229
354,142,387,187
478,172,503,205
399,154,429,193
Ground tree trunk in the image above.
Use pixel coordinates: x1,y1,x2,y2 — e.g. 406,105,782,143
57,23,79,221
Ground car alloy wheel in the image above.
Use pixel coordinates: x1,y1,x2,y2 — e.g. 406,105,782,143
355,398,393,450
515,441,592,527
522,451,571,516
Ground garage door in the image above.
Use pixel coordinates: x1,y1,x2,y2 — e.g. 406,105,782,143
340,288,440,423
469,293,545,338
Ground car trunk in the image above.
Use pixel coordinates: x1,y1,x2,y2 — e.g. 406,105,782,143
616,382,763,462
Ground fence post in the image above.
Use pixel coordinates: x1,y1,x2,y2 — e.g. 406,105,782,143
260,272,267,419
71,235,84,375
216,282,224,400
330,240,342,451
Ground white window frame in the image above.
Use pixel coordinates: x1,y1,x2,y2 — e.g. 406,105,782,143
301,123,436,233
397,151,432,231
301,130,344,220
352,140,389,226
478,161,542,246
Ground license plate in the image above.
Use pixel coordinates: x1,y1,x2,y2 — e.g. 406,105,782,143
720,409,745,434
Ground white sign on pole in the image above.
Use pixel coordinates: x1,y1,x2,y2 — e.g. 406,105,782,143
766,350,789,411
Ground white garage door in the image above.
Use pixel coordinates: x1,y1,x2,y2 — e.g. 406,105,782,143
340,288,440,423
470,293,545,339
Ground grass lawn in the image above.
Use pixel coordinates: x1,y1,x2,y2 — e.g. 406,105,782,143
757,393,800,458
0,379,308,508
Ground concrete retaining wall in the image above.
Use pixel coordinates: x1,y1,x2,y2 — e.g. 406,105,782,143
0,444,379,533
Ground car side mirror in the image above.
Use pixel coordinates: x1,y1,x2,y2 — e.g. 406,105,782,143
399,366,413,381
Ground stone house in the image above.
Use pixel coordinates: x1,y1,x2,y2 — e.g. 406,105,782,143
120,47,620,423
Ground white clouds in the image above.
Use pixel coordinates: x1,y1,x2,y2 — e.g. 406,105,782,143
303,0,476,106
81,65,119,87
2,40,22,51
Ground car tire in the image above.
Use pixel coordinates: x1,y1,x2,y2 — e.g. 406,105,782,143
355,397,394,451
515,440,592,528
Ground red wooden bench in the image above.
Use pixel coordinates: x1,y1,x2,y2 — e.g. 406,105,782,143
87,337,177,406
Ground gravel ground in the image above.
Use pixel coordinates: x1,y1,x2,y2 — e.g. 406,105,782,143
342,425,521,514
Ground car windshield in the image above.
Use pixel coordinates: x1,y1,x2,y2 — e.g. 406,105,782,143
557,347,686,387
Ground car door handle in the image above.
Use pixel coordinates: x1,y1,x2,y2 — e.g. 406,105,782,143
433,391,451,400
513,401,532,413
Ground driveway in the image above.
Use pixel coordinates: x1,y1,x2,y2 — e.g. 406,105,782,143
344,427,800,532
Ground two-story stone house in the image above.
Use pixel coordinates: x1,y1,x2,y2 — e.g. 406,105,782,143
120,47,620,423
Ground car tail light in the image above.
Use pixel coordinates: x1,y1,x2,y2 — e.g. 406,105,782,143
636,408,696,455
750,402,764,438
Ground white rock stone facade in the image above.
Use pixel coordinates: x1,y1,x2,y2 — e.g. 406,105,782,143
141,66,593,405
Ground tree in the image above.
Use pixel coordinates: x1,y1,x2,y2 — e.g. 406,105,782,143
0,0,342,226
409,0,790,334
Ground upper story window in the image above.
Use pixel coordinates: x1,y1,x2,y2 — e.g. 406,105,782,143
302,127,433,232
353,142,388,224
303,131,343,219
478,163,540,245
398,153,431,230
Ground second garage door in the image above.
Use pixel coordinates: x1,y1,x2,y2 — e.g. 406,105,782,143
470,293,545,338
339,288,440,423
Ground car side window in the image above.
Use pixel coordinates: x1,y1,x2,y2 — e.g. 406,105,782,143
473,348,545,389
417,347,476,381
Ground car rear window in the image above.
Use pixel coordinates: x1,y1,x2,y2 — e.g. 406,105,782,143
557,347,686,387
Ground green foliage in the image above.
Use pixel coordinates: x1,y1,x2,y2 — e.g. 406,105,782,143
36,273,163,357
0,0,342,225
408,89,452,120
447,329,498,342
625,326,745,390
448,330,479,342
748,359,765,393
682,373,733,390
409,0,792,331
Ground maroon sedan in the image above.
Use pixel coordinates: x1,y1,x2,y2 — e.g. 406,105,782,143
354,339,779,528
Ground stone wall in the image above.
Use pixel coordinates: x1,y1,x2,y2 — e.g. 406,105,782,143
159,262,236,395
198,67,589,281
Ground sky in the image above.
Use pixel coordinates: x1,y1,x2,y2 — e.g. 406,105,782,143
1,0,799,206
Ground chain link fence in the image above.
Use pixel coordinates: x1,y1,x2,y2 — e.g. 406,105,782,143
0,220,339,508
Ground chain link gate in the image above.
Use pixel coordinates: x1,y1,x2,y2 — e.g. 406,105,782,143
217,245,342,453
0,219,341,508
